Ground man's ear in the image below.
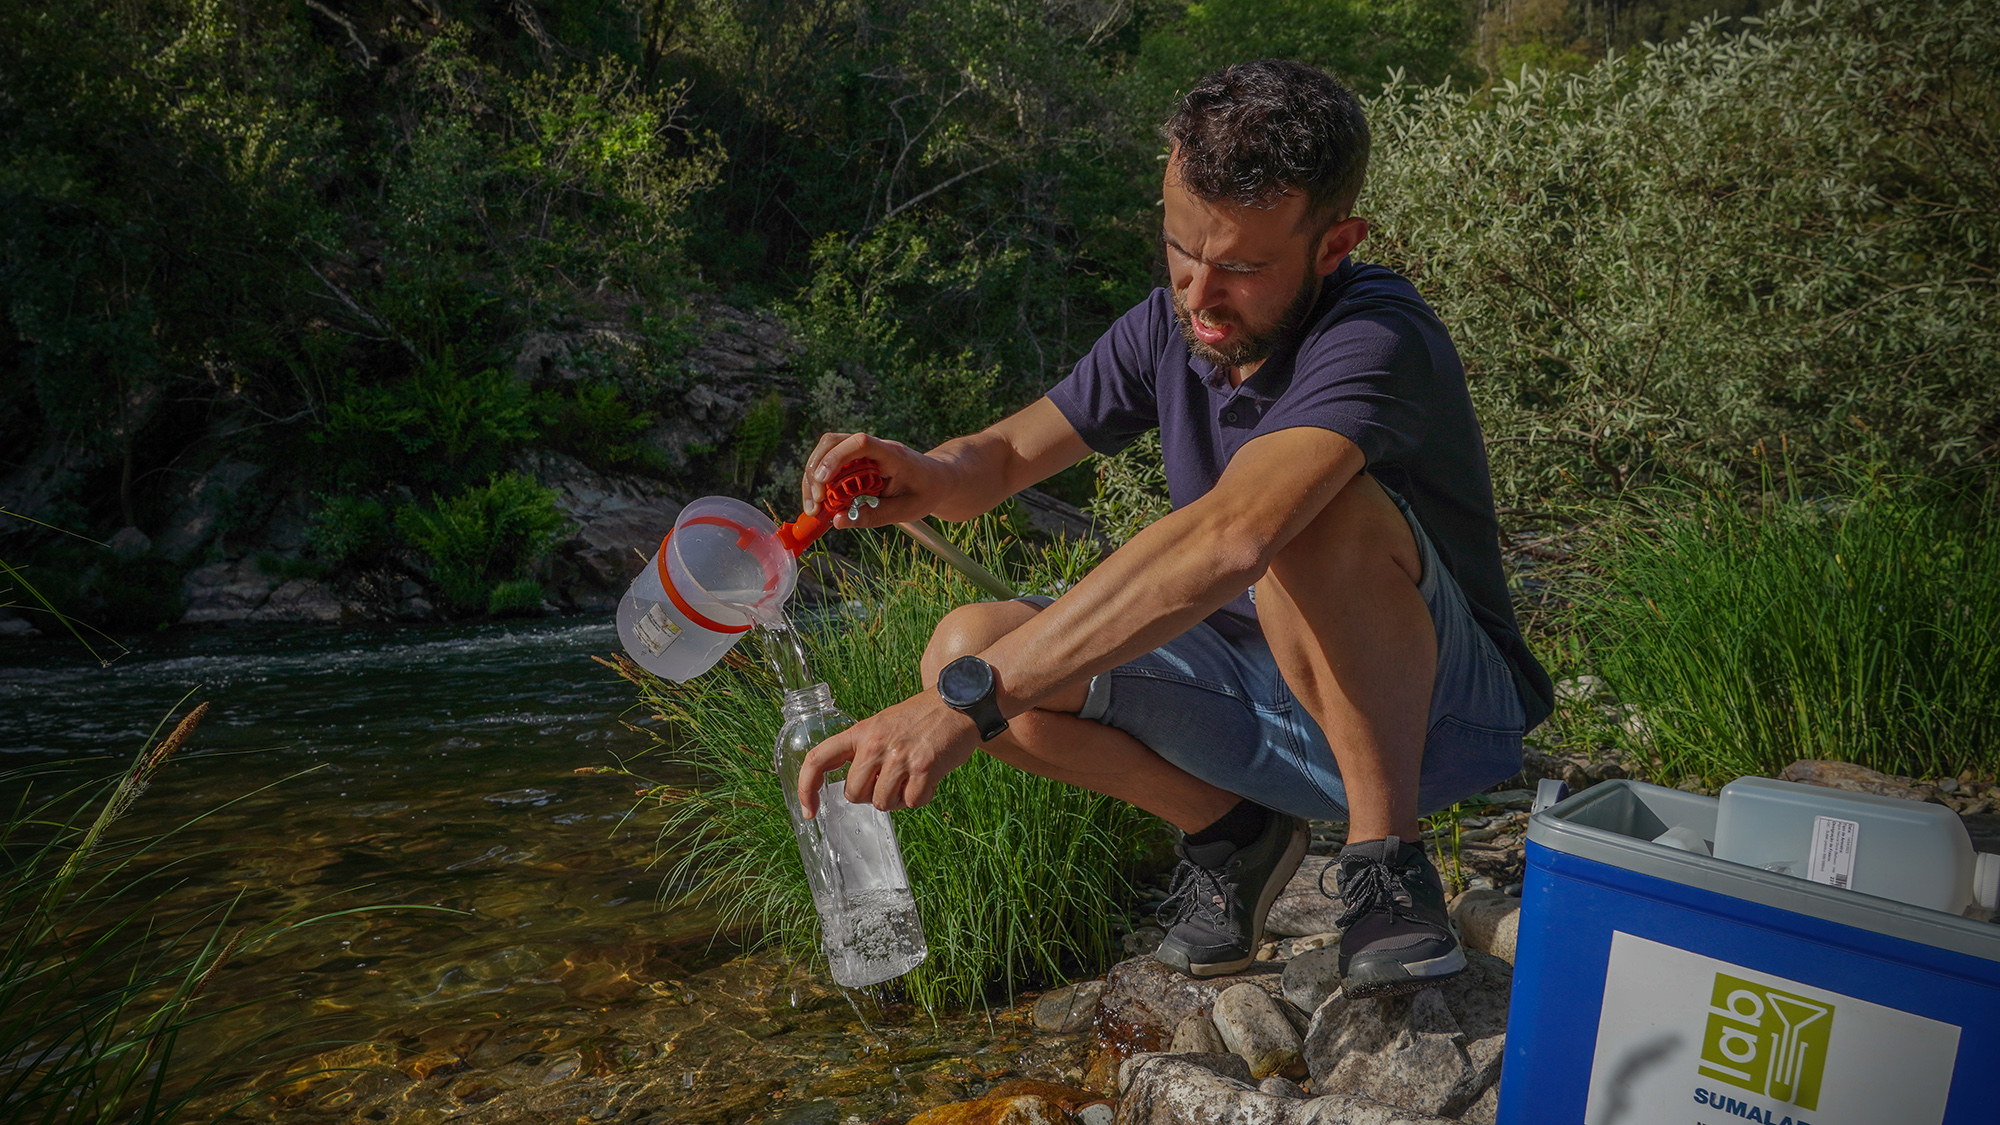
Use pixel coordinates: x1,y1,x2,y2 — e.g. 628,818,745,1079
1316,216,1369,275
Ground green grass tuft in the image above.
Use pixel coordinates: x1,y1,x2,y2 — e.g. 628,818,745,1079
610,520,1163,1011
1573,472,2000,784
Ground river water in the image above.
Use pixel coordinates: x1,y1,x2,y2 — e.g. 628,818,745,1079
0,619,1090,1124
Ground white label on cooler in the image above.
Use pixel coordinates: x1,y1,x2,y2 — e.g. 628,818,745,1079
1806,815,1860,889
1584,931,1959,1125
635,603,681,655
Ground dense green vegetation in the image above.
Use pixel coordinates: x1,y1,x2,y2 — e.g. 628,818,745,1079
606,526,1159,1011
1561,471,2000,785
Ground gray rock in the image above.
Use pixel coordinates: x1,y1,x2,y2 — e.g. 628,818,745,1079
249,579,349,622
0,613,41,638
1280,946,1343,1016
106,526,151,560
1779,759,1943,803
1118,1051,1252,1094
1122,926,1166,957
1267,856,1342,937
1168,1015,1226,1055
1459,1081,1501,1125
155,461,262,561
1213,983,1304,1079
1448,890,1520,964
1302,951,1512,1118
1095,955,1285,1055
180,559,278,623
1113,1055,1458,1125
513,450,680,599
1032,979,1105,1034
1257,1076,1307,1099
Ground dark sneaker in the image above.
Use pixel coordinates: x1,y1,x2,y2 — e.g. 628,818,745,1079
1330,836,1466,997
1153,812,1309,977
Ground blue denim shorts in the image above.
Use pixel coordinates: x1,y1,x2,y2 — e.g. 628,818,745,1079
1029,487,1526,821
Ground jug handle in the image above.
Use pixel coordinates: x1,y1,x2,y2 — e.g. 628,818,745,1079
775,459,884,556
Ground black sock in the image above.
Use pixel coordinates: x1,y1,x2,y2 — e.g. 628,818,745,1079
1184,798,1272,850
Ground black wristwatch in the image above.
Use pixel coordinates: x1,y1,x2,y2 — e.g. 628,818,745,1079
937,655,1009,742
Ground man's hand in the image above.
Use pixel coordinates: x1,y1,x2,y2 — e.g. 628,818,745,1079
796,692,983,817
799,432,950,530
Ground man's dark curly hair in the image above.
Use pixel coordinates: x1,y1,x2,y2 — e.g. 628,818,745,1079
1163,60,1370,229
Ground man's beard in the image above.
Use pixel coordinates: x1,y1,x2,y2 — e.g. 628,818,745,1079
1172,268,1323,373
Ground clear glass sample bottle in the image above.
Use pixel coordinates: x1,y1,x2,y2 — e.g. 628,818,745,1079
773,683,928,988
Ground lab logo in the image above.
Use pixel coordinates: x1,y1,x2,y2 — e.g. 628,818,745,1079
1697,972,1832,1111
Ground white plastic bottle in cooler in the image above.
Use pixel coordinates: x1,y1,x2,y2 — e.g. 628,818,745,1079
1713,776,2000,915
772,682,928,988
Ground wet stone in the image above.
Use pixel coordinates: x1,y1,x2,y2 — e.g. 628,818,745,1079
1034,980,1107,1033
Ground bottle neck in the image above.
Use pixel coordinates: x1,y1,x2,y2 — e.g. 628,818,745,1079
781,683,836,722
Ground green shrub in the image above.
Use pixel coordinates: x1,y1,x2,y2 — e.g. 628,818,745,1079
609,522,1162,1011
1573,472,2000,784
536,382,665,475
320,354,539,492
1358,0,2000,505
486,578,548,617
395,474,567,613
303,495,396,570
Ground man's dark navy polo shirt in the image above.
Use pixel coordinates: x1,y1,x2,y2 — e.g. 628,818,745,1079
1046,257,1554,729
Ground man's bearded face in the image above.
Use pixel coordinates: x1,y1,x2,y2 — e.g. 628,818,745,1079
1170,261,1321,371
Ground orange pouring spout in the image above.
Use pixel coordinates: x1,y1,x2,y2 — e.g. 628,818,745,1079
774,458,884,556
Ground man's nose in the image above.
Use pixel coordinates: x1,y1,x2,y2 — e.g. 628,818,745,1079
1183,263,1224,311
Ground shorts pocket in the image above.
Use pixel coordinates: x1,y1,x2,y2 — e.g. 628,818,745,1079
1417,715,1525,814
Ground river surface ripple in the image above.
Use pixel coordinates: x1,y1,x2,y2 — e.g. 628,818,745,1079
0,619,1084,1124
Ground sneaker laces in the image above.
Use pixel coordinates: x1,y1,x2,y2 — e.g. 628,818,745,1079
1327,855,1424,931
1157,857,1233,929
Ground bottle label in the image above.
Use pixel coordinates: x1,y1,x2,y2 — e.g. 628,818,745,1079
1807,815,1860,889
635,603,681,655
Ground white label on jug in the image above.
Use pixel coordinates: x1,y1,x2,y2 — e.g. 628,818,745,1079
635,603,681,655
1584,931,1959,1125
1806,815,1860,889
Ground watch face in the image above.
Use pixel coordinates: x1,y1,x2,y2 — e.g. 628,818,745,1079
938,656,993,707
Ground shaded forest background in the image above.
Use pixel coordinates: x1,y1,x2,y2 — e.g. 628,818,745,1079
3,0,1994,628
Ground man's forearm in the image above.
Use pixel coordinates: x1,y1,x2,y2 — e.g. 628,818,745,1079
922,429,1029,522
975,499,1269,716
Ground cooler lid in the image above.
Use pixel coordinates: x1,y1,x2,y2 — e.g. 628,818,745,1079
1527,778,2000,963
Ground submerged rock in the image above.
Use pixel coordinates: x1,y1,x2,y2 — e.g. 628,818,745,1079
905,1093,1069,1125
1034,980,1107,1034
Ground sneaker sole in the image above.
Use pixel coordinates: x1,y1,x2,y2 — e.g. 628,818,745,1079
1177,819,1310,979
1341,946,1468,998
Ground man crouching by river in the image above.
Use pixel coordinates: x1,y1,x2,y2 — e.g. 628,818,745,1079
792,60,1553,995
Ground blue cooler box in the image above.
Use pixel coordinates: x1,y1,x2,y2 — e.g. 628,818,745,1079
1498,779,2000,1125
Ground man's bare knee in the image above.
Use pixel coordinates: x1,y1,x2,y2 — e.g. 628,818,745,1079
920,600,1041,684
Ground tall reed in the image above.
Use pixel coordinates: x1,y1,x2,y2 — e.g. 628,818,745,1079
605,522,1164,1011
1573,472,2000,784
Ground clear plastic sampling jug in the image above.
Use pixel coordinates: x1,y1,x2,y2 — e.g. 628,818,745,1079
616,462,885,681
773,682,928,988
1712,775,2000,915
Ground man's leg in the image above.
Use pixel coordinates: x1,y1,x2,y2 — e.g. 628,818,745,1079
919,600,1237,833
921,600,1308,977
1254,472,1435,843
1257,472,1465,996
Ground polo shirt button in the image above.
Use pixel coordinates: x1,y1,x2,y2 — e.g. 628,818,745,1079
1222,410,1238,424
